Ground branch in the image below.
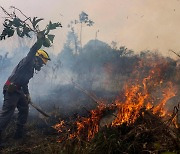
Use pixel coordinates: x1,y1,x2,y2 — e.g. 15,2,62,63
0,6,36,33
169,49,180,58
0,6,62,47
10,6,29,19
0,6,11,16
10,6,35,28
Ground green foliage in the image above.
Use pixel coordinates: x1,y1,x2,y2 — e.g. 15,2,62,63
79,11,94,26
47,34,55,43
43,37,51,47
32,17,44,29
0,17,31,39
0,6,62,47
46,21,62,31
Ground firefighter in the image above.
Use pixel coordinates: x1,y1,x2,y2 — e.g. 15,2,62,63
0,33,50,144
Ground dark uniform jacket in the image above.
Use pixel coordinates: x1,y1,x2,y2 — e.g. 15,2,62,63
4,40,42,94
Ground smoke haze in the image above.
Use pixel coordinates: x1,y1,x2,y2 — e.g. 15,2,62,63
0,0,180,56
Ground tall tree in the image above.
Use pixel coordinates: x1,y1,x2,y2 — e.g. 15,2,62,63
73,11,94,51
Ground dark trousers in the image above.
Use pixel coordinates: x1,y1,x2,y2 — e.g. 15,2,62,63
0,91,29,132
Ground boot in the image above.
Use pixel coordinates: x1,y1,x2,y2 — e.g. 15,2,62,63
14,125,25,139
0,131,2,145
0,131,5,148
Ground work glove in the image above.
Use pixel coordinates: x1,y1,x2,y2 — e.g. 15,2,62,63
37,31,45,41
37,32,45,48
36,31,45,48
25,94,31,104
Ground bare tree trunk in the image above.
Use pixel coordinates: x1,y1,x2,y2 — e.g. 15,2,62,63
80,22,83,52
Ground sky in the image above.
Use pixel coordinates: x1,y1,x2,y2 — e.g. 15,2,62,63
0,0,180,57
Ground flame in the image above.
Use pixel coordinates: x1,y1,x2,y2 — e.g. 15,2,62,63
111,84,148,126
68,103,107,141
152,82,176,116
52,120,65,133
54,59,177,142
172,116,179,128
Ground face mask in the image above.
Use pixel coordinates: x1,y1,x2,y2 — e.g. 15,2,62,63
34,57,44,71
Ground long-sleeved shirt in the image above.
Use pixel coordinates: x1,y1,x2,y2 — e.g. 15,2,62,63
4,40,43,94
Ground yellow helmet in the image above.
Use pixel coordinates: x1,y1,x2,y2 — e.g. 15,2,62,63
35,50,51,64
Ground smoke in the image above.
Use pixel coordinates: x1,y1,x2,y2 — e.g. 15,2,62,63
0,34,179,118
0,42,30,104
1,0,180,56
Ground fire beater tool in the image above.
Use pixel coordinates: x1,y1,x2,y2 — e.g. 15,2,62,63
29,101,50,117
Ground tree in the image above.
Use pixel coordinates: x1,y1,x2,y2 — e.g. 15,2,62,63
0,6,62,47
67,22,80,54
69,11,94,52
79,11,94,51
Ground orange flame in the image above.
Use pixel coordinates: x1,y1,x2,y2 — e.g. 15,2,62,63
54,60,177,142
68,103,107,141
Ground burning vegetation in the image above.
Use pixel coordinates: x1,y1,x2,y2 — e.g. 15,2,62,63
0,39,180,153
0,8,179,152
52,58,179,154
